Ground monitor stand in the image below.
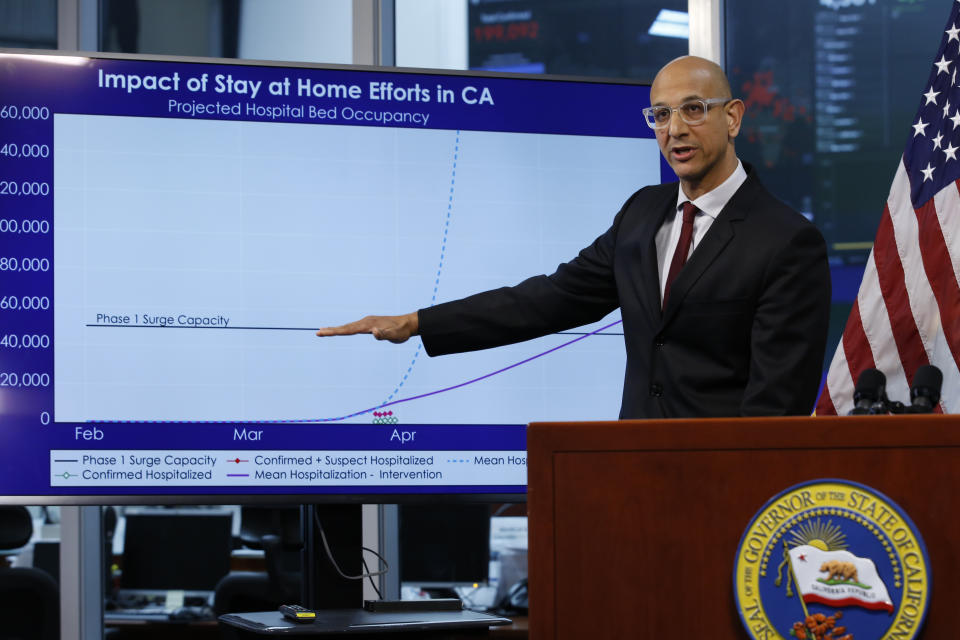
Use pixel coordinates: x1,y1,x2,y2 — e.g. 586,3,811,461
218,504,512,635
301,504,363,610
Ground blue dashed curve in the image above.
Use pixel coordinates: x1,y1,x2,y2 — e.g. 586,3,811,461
377,130,460,409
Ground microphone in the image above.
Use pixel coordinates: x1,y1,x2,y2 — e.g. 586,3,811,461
849,368,887,415
909,365,942,413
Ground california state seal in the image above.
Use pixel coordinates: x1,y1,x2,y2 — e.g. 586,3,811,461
734,479,930,640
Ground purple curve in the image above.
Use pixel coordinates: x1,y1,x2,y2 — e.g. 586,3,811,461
321,318,625,421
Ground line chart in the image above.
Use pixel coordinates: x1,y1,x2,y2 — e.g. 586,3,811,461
91,319,624,424
55,114,654,425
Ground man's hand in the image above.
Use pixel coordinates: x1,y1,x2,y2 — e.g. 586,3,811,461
316,312,419,344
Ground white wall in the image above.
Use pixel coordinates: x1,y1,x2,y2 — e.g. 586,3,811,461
394,0,467,70
239,0,353,64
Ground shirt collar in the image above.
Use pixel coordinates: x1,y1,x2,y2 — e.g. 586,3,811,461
675,159,748,220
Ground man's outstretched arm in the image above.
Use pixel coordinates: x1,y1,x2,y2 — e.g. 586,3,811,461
316,311,419,344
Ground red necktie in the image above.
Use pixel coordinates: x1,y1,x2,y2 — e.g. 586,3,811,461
662,201,697,309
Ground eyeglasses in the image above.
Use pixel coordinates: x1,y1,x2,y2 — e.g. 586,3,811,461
642,98,731,130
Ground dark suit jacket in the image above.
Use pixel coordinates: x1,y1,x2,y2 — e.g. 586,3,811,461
418,167,831,419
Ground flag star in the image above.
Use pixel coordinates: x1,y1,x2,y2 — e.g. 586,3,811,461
950,23,960,42
922,163,936,181
945,141,959,161
913,118,929,136
924,87,940,105
934,132,944,149
945,99,953,117
952,109,960,128
935,55,952,75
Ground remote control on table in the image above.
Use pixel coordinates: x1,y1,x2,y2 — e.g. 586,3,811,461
279,604,317,623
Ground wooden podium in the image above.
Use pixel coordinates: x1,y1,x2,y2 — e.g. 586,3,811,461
527,415,960,639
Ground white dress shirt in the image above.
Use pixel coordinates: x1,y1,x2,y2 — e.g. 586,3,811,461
656,159,749,303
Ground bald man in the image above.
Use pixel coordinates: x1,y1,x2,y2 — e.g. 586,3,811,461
317,56,831,418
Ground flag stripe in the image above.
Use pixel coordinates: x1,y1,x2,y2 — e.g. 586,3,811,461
925,327,957,413
889,162,938,355
841,300,876,393
801,594,894,614
936,180,960,279
818,301,870,416
914,197,960,366
933,181,960,413
873,204,930,383
859,256,911,403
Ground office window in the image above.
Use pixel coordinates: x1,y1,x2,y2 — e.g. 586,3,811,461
98,0,353,64
99,0,239,57
396,0,688,82
725,0,947,357
469,0,688,80
0,0,56,49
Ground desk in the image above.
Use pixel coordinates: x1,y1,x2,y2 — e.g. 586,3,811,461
219,609,512,638
488,616,527,638
103,616,217,640
105,611,526,639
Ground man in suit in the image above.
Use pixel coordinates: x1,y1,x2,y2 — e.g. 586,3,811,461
316,56,831,418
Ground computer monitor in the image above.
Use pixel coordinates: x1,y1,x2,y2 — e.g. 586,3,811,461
0,49,667,504
398,504,491,590
31,541,59,585
118,509,233,598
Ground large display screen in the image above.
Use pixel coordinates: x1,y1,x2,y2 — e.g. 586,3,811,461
0,51,663,501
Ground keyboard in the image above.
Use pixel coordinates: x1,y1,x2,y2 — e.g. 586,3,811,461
106,606,214,622
106,607,173,622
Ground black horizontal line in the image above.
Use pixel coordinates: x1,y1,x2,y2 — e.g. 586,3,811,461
86,324,625,336
86,324,313,330
557,331,624,336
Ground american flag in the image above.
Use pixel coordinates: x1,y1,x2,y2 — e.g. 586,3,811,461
817,4,960,415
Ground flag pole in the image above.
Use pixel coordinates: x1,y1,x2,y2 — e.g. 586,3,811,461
787,551,811,620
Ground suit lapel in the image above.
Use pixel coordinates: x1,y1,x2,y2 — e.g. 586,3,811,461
637,187,677,327
660,175,758,325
